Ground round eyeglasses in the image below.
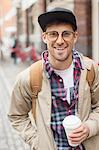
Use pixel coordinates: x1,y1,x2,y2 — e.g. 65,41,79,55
45,30,75,42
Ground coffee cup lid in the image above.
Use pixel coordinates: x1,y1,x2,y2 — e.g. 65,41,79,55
62,115,81,128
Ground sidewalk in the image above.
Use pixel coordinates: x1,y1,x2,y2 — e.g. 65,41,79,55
0,55,31,89
0,56,31,150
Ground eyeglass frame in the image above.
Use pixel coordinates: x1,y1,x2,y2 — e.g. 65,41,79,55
44,30,75,42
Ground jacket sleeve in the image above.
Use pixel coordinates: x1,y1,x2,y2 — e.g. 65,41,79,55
84,63,99,138
8,67,38,149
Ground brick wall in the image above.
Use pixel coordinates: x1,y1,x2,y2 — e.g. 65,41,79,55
74,0,92,57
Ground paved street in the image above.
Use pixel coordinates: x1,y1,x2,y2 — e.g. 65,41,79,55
0,56,31,150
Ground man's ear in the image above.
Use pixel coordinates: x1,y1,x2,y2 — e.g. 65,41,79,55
74,31,78,44
42,33,47,44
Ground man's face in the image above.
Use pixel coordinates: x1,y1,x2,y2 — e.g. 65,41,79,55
42,23,78,63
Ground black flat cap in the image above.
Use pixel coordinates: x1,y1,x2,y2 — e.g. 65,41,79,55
38,7,77,32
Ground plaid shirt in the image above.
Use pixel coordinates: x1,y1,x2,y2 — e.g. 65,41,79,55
42,50,85,150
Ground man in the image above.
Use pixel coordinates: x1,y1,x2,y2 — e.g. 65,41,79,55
8,7,99,150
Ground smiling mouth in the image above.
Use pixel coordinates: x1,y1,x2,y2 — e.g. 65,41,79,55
54,47,67,51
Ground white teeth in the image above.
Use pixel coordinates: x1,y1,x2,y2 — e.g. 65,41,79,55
56,48,64,50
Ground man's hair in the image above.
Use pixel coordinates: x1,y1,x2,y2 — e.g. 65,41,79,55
44,19,77,32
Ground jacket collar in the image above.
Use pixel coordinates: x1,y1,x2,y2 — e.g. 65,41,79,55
79,54,93,70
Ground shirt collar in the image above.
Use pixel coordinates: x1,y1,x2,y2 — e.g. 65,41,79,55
72,49,84,70
42,50,54,78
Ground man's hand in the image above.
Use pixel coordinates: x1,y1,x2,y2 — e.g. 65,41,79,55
68,124,90,145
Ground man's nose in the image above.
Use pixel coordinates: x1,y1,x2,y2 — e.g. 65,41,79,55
56,34,64,44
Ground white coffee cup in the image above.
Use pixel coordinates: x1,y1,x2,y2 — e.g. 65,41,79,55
62,115,82,147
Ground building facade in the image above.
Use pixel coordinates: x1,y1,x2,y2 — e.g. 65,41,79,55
0,0,16,41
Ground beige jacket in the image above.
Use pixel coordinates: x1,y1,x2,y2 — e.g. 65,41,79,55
8,56,99,150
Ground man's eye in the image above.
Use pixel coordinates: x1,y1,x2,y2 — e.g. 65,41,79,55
49,32,57,37
63,32,71,37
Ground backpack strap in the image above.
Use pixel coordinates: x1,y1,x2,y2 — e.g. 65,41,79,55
30,60,42,121
87,64,95,87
